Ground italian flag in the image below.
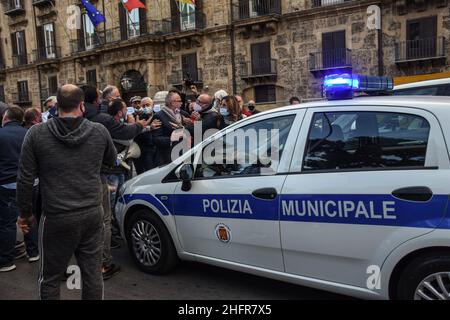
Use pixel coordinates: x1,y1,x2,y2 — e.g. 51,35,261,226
121,0,146,12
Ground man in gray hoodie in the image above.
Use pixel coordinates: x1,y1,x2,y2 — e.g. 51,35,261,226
16,84,117,300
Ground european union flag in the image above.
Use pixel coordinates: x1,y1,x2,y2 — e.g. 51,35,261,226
81,0,106,27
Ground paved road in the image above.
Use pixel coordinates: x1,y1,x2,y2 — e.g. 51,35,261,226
0,243,351,300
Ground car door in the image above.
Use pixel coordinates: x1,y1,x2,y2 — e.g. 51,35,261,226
280,105,450,287
173,110,304,271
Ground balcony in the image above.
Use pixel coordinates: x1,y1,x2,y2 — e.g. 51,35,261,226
232,0,281,21
70,34,103,53
170,69,203,87
103,20,171,43
312,0,354,8
395,37,446,64
32,0,54,7
33,46,61,63
241,58,277,80
309,48,352,76
12,53,29,67
12,92,31,105
171,11,206,33
3,0,25,16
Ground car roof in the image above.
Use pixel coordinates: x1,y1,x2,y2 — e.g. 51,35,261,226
258,96,450,115
394,78,450,90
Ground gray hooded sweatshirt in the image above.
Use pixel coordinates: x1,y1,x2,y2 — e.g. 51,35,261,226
17,117,117,217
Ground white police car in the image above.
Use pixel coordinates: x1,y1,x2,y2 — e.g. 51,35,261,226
115,74,450,300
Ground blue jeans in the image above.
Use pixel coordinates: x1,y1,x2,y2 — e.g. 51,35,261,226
0,186,38,266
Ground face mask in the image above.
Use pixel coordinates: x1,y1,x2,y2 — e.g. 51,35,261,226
143,107,153,114
220,107,229,116
248,104,255,111
153,104,161,113
193,103,202,112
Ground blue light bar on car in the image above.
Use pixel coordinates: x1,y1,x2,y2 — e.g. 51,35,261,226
323,73,393,100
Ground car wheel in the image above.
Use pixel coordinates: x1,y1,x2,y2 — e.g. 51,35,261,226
397,252,450,300
126,209,179,274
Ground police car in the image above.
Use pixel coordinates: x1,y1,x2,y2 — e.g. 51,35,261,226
115,74,450,300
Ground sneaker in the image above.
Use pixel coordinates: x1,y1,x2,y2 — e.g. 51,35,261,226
28,255,40,263
102,263,121,280
0,263,17,272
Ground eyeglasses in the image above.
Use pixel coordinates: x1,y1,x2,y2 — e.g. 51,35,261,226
173,100,182,103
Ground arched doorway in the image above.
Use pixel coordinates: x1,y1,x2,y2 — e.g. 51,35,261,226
119,70,148,106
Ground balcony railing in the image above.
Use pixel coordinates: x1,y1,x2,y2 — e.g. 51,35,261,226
170,69,203,86
4,0,25,16
312,0,353,8
241,58,277,78
232,0,281,21
33,46,61,62
171,11,206,33
309,48,352,71
395,37,445,63
12,92,31,104
32,0,54,7
70,34,103,53
12,53,28,67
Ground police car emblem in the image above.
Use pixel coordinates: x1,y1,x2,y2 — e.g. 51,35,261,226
215,224,231,243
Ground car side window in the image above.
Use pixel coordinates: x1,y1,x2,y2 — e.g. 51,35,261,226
302,111,430,172
394,85,444,96
195,115,295,178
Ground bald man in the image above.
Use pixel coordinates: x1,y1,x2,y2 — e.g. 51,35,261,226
16,84,117,300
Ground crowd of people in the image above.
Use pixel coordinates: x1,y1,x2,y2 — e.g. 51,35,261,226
0,82,301,299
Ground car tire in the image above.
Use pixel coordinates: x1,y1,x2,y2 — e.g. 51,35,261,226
126,209,179,274
396,252,450,300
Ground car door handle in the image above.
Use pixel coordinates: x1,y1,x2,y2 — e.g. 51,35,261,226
391,186,433,202
252,188,278,200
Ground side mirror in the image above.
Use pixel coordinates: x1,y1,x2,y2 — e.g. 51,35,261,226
176,164,194,191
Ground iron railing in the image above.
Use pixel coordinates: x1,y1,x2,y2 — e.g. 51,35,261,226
12,53,28,67
33,46,61,62
241,58,277,77
395,37,445,62
312,0,354,8
309,48,352,71
232,0,281,21
3,0,25,15
170,68,203,85
171,11,206,33
70,34,103,53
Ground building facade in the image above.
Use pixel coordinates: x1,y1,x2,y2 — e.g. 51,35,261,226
0,0,449,110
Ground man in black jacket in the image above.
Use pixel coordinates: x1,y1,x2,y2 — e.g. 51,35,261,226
16,85,117,299
185,94,221,145
0,106,39,272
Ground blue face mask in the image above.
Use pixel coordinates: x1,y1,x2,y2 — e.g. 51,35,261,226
220,107,229,116
153,105,161,113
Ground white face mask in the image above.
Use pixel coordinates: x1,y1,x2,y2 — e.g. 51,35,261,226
153,104,161,113
220,107,229,116
193,103,202,112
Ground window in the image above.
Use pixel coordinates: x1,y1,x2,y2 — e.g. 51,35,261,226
86,69,97,87
48,76,58,96
407,16,437,59
255,85,276,103
83,14,96,49
181,53,198,82
251,42,271,75
128,9,141,38
322,30,346,68
195,115,295,178
11,31,27,65
44,23,55,58
0,85,5,102
303,111,430,172
17,81,29,102
180,2,196,31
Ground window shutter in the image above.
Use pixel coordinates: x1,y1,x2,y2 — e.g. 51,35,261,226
77,14,85,51
11,33,17,55
139,0,147,35
119,3,128,40
251,42,270,74
170,0,181,32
